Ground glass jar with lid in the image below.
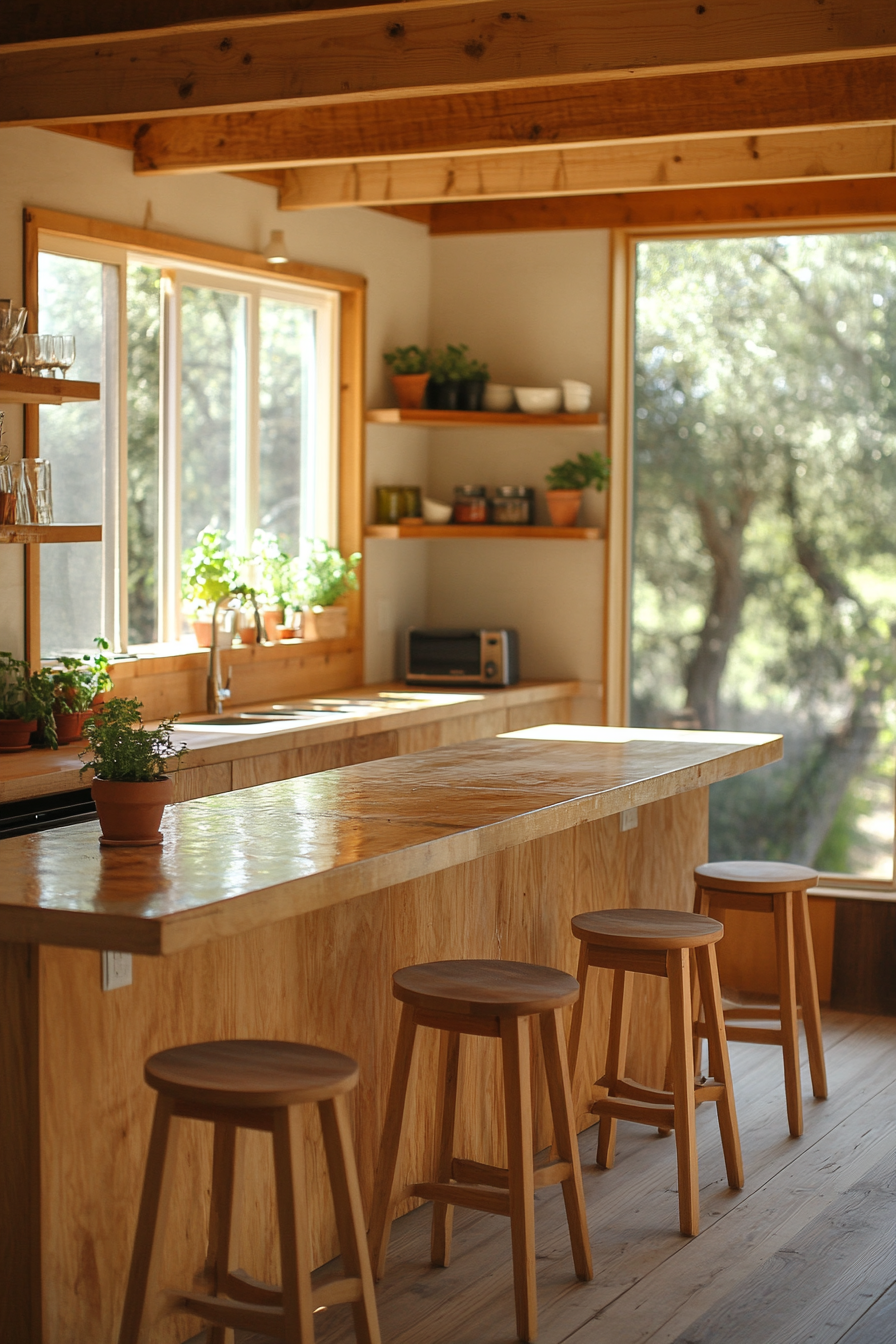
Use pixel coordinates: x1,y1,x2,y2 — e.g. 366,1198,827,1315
491,485,533,526
453,485,488,524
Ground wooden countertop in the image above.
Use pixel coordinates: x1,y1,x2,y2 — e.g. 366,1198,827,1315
0,680,575,803
0,724,781,956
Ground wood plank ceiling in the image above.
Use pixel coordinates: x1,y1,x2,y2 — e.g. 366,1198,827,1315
2,1,895,233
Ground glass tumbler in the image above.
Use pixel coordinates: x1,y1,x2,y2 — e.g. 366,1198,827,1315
18,458,53,524
0,463,16,525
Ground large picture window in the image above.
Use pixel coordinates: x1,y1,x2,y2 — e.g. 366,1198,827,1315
36,238,339,653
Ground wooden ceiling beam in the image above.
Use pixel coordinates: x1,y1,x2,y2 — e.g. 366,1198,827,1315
425,176,896,233
2,0,894,127
50,58,896,175
277,126,896,210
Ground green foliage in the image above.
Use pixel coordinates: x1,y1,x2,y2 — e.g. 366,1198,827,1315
545,451,611,491
0,653,58,747
293,541,361,610
79,697,187,783
181,527,240,612
246,529,294,610
52,637,113,713
127,264,161,644
428,343,489,384
384,344,429,375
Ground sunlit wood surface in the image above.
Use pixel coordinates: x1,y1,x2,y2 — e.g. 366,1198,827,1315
0,727,779,953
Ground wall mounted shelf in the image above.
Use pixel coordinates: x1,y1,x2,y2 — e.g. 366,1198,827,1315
365,523,602,540
0,524,102,544
0,372,101,406
366,408,605,428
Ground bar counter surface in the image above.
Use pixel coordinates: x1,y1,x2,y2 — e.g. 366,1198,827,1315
0,725,780,1344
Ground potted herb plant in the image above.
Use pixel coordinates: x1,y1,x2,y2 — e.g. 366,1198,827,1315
246,530,294,640
383,345,430,410
458,356,490,412
182,527,240,646
294,541,360,640
51,636,113,744
544,450,611,527
80,697,187,846
426,343,474,410
0,652,58,752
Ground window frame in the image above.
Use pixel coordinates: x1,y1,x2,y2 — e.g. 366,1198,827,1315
605,216,896,894
23,206,366,669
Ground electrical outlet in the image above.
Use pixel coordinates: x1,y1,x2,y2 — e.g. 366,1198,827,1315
102,950,133,991
619,807,639,832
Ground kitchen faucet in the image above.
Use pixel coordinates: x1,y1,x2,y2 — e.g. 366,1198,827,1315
207,588,264,714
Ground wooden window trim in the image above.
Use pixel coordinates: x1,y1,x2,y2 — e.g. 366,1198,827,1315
22,206,367,675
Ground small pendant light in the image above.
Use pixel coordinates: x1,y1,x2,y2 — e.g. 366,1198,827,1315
263,230,288,264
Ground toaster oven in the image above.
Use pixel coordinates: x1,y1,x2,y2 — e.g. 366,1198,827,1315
405,628,519,687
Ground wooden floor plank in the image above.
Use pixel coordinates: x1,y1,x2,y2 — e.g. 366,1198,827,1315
235,1011,896,1344
838,1282,896,1344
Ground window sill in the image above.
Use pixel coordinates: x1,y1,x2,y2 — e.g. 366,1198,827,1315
114,634,361,676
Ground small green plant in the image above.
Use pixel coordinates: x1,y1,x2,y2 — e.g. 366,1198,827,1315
79,697,187,783
294,541,361,610
0,652,58,747
52,637,113,713
383,344,430,376
181,526,240,613
246,530,294,611
428,343,469,384
545,451,611,492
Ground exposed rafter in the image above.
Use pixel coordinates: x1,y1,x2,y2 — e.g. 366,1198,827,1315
2,0,894,126
47,57,896,176
277,126,896,211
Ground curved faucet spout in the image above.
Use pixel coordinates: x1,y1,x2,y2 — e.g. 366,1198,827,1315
207,587,264,715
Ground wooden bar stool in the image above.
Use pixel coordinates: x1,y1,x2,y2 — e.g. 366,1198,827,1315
367,959,593,1343
118,1039,381,1344
694,861,828,1138
567,908,743,1237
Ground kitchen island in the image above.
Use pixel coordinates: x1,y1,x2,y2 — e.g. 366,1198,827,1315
0,724,780,1344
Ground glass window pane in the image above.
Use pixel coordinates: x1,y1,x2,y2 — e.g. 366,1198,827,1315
127,263,161,645
37,252,108,656
258,297,315,556
179,285,247,554
631,233,896,881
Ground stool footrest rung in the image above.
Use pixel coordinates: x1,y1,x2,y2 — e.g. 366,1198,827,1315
411,1181,511,1216
593,1075,725,1106
589,1096,675,1128
723,1005,802,1021
170,1289,286,1337
450,1156,572,1190
225,1268,282,1305
702,1023,784,1045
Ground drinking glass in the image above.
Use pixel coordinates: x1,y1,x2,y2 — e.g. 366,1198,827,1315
0,307,27,373
55,335,76,378
0,463,16,524
39,334,58,377
17,459,53,524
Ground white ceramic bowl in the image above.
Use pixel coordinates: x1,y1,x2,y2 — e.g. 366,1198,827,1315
483,382,515,412
422,497,453,524
514,386,563,415
561,379,592,413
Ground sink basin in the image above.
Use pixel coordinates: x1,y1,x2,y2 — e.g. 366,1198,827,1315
178,711,347,728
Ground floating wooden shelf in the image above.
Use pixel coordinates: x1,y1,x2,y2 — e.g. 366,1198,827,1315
0,372,101,406
365,523,603,540
0,524,102,544
366,408,606,427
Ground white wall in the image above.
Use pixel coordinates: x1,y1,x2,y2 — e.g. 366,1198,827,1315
0,127,430,672
424,230,610,705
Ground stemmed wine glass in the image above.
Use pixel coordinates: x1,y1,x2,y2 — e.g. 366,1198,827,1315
55,335,76,378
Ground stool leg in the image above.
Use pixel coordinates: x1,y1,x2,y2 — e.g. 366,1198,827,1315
691,886,712,1075
597,968,631,1170
118,1094,181,1344
695,944,744,1191
565,940,591,1122
667,948,700,1236
540,1007,593,1283
431,1030,464,1268
206,1122,244,1344
368,1002,419,1279
272,1105,316,1344
774,891,803,1138
794,889,828,1101
501,1015,538,1343
319,1095,382,1344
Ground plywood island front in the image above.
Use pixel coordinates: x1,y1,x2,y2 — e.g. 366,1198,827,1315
0,724,780,1344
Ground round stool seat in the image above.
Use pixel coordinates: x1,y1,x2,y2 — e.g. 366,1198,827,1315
696,860,817,893
145,1039,359,1108
392,959,579,1018
572,907,723,950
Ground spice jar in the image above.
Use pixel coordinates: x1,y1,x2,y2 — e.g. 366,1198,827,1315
376,485,405,524
401,485,422,519
453,485,488,524
491,485,533,526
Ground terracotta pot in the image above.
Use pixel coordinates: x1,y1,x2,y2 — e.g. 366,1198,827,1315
238,624,257,644
546,489,582,527
53,709,94,745
391,372,430,410
91,775,174,847
0,718,36,753
302,606,348,641
275,624,295,641
262,609,284,642
192,620,213,648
